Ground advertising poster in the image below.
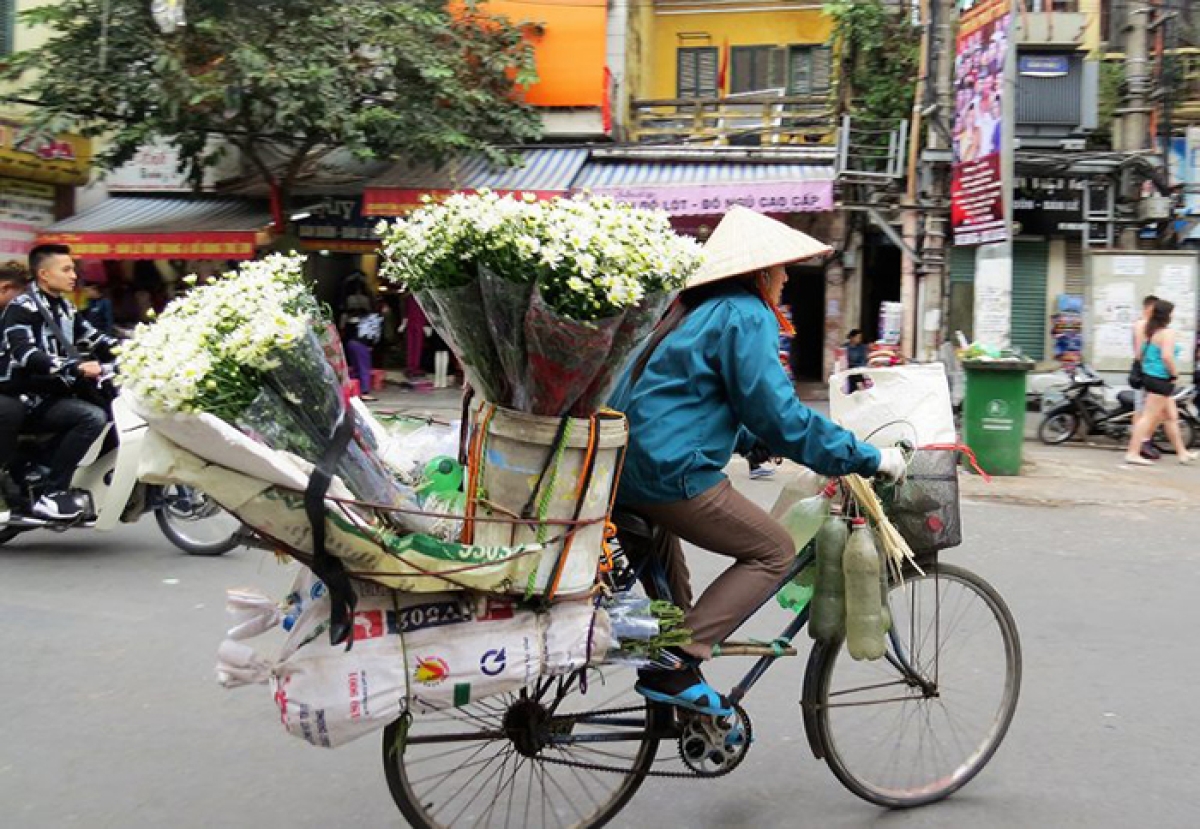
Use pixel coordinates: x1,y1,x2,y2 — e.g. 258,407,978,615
973,244,1012,348
950,0,1012,246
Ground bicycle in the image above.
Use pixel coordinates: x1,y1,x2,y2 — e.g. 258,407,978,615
380,504,1022,828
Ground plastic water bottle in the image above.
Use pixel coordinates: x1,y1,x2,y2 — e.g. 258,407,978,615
780,482,839,550
809,504,848,641
844,518,887,661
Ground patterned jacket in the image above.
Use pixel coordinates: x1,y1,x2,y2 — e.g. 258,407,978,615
0,283,118,405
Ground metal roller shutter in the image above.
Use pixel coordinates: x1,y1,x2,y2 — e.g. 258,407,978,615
1011,240,1049,360
1064,237,1085,296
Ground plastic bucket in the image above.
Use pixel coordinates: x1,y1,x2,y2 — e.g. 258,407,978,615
467,402,628,598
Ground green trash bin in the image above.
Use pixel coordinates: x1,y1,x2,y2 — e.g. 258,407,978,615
961,359,1034,476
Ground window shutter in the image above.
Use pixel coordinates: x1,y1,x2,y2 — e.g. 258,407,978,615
678,49,698,98
812,46,832,93
768,47,788,92
0,1,13,57
789,48,812,94
697,48,718,96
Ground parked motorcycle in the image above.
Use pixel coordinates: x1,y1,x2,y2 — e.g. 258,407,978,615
1038,364,1197,452
0,393,250,554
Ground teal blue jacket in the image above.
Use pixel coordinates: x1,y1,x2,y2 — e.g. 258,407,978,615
609,284,881,505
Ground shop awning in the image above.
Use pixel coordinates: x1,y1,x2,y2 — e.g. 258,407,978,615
363,148,590,216
571,159,836,216
39,196,272,260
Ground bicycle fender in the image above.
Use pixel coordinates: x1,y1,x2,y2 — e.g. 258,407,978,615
800,640,832,760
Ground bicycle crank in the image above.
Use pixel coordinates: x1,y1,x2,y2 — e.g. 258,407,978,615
677,703,752,777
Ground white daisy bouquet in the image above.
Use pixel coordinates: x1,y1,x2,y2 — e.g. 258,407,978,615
378,191,703,416
117,254,404,515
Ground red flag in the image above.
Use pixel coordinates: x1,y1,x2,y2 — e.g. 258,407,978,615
717,39,729,94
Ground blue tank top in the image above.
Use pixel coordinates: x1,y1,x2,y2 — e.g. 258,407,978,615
1143,340,1180,379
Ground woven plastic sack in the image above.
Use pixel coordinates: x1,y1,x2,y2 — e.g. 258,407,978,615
885,449,961,557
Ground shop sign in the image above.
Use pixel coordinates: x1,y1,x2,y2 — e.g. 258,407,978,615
0,178,56,259
583,180,833,216
1012,177,1083,235
292,196,381,250
105,140,239,192
1019,55,1069,78
37,231,258,260
0,121,92,186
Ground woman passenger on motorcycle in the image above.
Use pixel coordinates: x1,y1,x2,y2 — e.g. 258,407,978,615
1124,299,1198,465
609,207,907,716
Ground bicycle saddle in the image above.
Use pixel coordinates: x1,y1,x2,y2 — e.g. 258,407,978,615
612,508,655,541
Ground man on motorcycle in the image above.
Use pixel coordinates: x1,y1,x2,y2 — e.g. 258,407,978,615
0,244,117,521
0,263,30,526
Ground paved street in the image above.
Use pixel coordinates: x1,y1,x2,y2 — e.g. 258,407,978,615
3,438,1199,828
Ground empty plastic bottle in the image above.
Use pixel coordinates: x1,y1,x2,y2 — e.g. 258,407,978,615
808,504,848,641
844,518,887,661
780,481,839,551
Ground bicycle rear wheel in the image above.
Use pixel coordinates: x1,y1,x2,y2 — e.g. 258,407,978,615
383,665,662,829
807,562,1021,808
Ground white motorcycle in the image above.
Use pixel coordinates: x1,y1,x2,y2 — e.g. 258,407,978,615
0,393,250,555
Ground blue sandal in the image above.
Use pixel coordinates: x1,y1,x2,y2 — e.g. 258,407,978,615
634,677,733,717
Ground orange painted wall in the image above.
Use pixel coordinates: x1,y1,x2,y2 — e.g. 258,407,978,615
485,1,607,107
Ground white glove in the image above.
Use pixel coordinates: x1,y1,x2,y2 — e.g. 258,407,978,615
875,446,908,483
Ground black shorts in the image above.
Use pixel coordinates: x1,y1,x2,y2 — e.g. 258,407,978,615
1142,375,1176,397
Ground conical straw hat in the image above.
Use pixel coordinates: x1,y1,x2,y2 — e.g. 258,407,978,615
688,206,832,289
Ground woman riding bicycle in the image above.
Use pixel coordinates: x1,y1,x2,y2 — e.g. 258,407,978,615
609,207,905,717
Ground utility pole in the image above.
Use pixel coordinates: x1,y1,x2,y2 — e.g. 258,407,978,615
901,0,932,358
922,0,957,357
1119,0,1153,247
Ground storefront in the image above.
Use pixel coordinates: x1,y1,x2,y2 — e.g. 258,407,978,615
38,195,272,328
0,120,92,265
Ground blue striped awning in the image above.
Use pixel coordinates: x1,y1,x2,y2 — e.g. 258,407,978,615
44,197,272,234
364,148,590,215
40,197,271,259
572,160,834,189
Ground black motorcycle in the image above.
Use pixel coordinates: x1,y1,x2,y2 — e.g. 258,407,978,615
1038,364,1197,452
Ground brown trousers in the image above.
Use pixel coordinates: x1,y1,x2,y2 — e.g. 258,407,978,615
633,479,795,660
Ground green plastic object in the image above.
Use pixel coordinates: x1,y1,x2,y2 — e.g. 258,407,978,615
961,359,1033,476
776,564,815,613
419,456,464,496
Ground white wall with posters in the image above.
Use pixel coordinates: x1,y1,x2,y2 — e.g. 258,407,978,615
1085,251,1199,374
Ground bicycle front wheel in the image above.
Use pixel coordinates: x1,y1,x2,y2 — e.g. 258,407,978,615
807,562,1021,808
383,665,662,829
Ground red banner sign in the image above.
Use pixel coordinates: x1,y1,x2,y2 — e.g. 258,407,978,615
37,232,259,260
951,0,1012,246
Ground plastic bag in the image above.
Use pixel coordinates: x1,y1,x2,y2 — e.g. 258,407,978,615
523,285,622,417
421,283,507,402
829,363,956,448
570,291,674,417
478,265,533,407
380,421,461,484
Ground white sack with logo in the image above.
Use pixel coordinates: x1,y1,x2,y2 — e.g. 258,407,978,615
828,363,956,449
403,596,545,713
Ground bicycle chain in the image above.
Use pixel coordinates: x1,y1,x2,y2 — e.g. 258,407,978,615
527,706,738,780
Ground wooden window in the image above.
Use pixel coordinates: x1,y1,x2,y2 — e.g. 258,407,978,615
731,46,775,95
677,47,719,99
788,46,832,95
